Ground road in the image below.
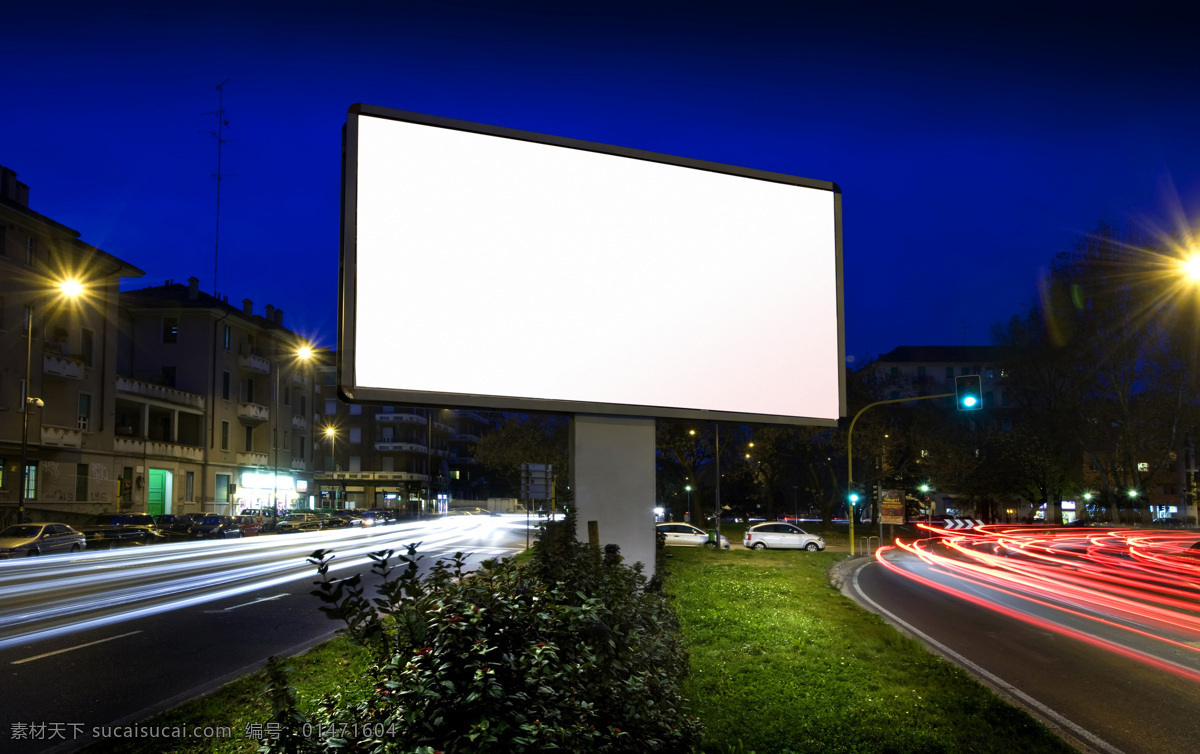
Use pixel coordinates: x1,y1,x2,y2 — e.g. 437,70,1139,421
845,527,1200,754
0,515,531,753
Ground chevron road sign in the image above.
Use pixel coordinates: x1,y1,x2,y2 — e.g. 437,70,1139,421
942,517,985,530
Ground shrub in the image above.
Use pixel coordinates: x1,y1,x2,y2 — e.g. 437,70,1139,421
260,509,703,753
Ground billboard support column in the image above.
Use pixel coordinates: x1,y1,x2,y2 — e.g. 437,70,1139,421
570,415,656,578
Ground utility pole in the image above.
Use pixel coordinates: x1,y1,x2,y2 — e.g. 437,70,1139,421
204,79,233,298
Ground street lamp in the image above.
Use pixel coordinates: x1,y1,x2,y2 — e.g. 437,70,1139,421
324,425,338,506
272,342,312,513
19,278,84,524
685,484,691,519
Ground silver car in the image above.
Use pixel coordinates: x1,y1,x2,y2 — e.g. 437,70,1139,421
743,522,825,551
656,522,731,549
0,523,87,558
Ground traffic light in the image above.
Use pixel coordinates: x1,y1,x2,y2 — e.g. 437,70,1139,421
955,374,983,411
847,485,861,505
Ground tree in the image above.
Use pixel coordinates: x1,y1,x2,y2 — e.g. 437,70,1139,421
474,414,569,501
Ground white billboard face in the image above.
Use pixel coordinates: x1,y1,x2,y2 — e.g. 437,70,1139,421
341,106,845,425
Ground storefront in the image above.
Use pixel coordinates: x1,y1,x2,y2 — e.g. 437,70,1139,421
234,471,310,512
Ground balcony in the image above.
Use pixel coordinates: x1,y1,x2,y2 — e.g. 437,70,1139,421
450,455,478,465
290,459,307,471
41,425,83,448
292,415,308,431
238,351,270,374
237,451,269,467
314,470,428,483
451,433,481,443
374,441,428,453
292,372,306,387
146,440,203,462
116,376,205,410
43,351,85,380
238,402,269,424
375,412,427,425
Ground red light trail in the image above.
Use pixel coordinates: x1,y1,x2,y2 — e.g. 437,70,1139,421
877,525,1200,683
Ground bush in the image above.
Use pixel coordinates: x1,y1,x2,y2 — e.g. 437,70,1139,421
260,509,702,753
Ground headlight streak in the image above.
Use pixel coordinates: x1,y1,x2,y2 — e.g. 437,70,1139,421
880,526,1200,683
0,517,518,652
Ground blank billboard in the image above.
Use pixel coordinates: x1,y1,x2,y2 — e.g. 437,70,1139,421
340,105,845,425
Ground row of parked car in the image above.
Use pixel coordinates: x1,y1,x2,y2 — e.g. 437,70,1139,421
656,521,827,551
0,507,407,558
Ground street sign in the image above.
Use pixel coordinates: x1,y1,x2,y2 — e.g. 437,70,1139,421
521,463,552,501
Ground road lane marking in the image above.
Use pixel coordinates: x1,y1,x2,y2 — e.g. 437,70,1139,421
11,630,143,665
203,593,289,613
849,559,1125,754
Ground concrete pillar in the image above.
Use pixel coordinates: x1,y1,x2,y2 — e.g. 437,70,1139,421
570,415,656,577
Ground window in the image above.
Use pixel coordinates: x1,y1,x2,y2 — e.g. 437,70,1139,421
23,462,37,499
961,367,970,375
920,449,928,458
1138,462,1150,472
299,395,306,415
186,471,195,501
349,404,361,415
350,455,362,472
945,366,954,378
987,368,995,379
324,398,337,415
216,473,230,503
283,386,290,406
77,392,92,431
161,366,176,388
81,328,94,367
221,421,229,451
20,378,28,412
26,235,36,264
163,317,178,344
323,371,336,387
223,324,232,350
298,435,305,460
1002,392,1011,407
917,366,926,377
76,463,89,502
889,366,898,377
245,378,255,403
222,371,231,400
283,432,290,451
245,426,254,451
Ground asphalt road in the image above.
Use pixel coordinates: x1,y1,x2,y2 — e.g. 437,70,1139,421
845,547,1200,754
0,516,529,754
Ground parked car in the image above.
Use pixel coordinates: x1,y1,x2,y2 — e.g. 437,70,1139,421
157,513,208,538
320,516,355,530
77,513,163,548
231,515,263,536
743,523,826,551
368,508,398,525
240,508,280,531
331,510,365,526
0,523,87,558
188,515,243,539
655,522,730,549
275,513,323,533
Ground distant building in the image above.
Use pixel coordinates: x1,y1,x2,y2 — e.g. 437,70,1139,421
312,356,497,511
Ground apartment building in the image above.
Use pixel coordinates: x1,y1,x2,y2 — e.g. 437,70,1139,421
312,356,496,511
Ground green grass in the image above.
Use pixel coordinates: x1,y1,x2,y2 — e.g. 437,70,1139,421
82,544,1073,753
666,546,1072,753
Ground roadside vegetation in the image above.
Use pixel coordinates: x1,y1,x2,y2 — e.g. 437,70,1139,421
83,530,1070,753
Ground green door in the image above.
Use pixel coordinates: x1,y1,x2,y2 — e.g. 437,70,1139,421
148,469,166,517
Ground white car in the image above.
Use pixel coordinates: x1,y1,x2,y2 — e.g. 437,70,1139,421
744,523,825,551
656,523,730,549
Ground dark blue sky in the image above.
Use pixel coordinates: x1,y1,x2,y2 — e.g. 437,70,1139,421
7,2,1200,365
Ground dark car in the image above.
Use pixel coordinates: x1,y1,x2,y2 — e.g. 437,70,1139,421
275,513,323,533
0,523,87,558
240,508,280,532
331,510,365,526
320,516,354,530
188,515,243,539
77,513,163,548
368,508,398,525
157,513,208,537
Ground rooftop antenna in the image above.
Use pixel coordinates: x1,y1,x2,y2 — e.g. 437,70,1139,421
203,79,235,298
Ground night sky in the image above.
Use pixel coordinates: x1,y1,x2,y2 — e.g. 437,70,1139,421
7,2,1200,366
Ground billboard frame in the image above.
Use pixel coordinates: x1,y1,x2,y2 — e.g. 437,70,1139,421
339,103,846,426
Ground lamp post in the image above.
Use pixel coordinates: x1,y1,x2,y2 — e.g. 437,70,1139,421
324,426,337,507
19,279,83,524
272,343,312,513
685,484,691,521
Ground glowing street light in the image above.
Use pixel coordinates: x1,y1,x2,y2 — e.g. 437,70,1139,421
272,343,313,513
20,278,85,524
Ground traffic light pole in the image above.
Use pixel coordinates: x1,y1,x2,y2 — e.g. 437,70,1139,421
846,392,954,556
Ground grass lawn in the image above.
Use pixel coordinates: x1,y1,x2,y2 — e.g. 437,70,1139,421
81,539,1072,753
666,545,1073,753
